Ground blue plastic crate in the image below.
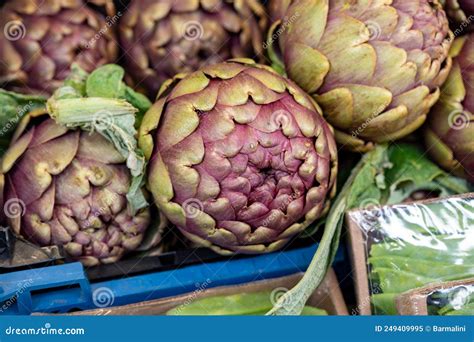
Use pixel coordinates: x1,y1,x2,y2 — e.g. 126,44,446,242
0,244,345,315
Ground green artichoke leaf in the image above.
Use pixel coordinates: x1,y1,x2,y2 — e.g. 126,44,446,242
266,21,287,77
371,293,398,315
384,144,471,204
47,64,151,214
63,64,89,97
0,89,46,155
86,64,152,126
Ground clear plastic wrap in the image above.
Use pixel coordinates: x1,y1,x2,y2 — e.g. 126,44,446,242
428,283,474,315
347,193,474,315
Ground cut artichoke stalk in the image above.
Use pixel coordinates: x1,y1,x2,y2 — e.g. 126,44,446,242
0,64,162,266
118,0,268,97
424,35,474,183
139,59,338,255
0,0,118,96
268,0,454,152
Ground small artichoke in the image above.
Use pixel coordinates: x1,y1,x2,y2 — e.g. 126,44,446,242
269,0,453,152
139,59,338,255
424,35,474,183
0,0,118,96
0,111,151,266
118,0,267,97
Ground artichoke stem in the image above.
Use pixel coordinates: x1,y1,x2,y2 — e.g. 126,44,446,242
47,97,138,125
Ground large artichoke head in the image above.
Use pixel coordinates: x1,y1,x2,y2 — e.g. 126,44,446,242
0,0,118,96
0,111,151,266
269,0,453,152
139,59,338,255
118,0,267,97
424,35,474,183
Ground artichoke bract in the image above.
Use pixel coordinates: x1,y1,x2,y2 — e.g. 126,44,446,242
118,0,267,97
0,0,118,96
139,59,338,255
269,0,453,152
0,111,151,266
424,35,474,183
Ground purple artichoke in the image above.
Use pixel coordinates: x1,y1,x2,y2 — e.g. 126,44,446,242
269,0,453,152
0,111,151,266
424,35,474,183
0,0,118,96
118,0,267,97
139,59,338,255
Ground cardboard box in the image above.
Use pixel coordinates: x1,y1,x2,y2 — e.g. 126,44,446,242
63,269,348,315
345,193,474,315
396,278,474,315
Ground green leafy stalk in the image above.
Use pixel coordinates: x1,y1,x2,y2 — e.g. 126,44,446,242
0,90,46,155
265,21,287,76
167,291,327,316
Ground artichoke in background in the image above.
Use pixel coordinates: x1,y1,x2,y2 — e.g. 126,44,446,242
139,59,338,255
0,0,118,96
269,0,453,152
424,35,474,183
118,0,267,97
441,0,474,29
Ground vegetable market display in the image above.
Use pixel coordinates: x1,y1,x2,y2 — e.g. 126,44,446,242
0,0,472,316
